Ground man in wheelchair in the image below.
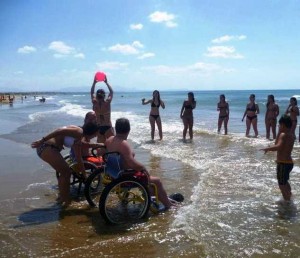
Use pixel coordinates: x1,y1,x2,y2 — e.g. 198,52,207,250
105,117,178,209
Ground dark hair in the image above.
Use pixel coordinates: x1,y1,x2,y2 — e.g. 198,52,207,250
250,94,255,99
290,97,297,105
188,92,195,103
115,118,130,134
152,90,161,104
84,111,95,122
82,122,99,135
96,89,105,98
279,115,292,129
266,95,275,108
220,94,225,100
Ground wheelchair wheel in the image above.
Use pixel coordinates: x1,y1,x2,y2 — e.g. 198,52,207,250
84,168,104,207
99,176,151,224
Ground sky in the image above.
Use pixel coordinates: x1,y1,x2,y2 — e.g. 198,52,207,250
1,0,300,92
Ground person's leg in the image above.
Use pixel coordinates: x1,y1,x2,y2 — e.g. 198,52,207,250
218,118,222,133
188,117,194,140
182,118,188,140
246,117,251,136
224,117,229,135
252,118,258,137
265,120,270,139
40,149,72,205
149,116,156,140
271,119,277,140
279,183,292,201
156,117,163,140
149,176,172,209
291,121,297,139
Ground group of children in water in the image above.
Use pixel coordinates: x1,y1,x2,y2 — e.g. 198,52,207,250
31,72,299,208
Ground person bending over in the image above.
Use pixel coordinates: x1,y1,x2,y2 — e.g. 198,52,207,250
105,117,177,209
31,116,99,207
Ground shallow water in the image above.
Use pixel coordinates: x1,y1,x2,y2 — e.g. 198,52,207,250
1,90,300,257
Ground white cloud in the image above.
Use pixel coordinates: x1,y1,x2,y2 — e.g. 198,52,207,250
17,45,36,54
96,61,128,70
14,71,24,74
74,53,85,59
49,41,74,54
130,23,143,30
141,62,228,75
149,11,178,28
205,46,244,59
108,41,144,55
138,53,155,59
48,41,85,59
212,35,247,44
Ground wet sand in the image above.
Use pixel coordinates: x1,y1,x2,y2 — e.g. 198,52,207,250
0,138,200,257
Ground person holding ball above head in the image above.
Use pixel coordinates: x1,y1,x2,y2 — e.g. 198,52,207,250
180,92,196,142
91,72,114,144
142,90,165,141
260,115,295,203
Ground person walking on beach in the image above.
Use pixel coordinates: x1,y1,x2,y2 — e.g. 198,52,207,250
285,97,299,140
105,117,178,209
142,90,165,141
180,92,196,141
265,95,279,140
91,75,114,144
31,117,99,207
242,94,260,137
217,94,229,135
260,115,295,203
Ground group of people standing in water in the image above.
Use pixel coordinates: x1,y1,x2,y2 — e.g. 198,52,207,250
31,71,299,208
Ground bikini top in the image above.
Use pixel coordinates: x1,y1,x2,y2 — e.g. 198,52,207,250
151,101,160,108
185,104,193,109
63,136,75,148
247,104,257,112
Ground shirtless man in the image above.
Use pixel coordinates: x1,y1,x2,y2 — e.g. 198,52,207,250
105,118,177,209
261,115,295,202
91,76,114,143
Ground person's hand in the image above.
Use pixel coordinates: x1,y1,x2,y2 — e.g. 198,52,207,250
241,118,244,122
31,139,43,148
260,148,268,154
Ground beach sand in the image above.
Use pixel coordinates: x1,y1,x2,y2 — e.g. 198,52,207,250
0,138,200,257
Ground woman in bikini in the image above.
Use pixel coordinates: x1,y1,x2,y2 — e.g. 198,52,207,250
31,117,99,207
217,94,229,135
180,92,196,141
265,95,279,140
242,94,260,137
142,90,165,141
90,76,114,143
285,97,299,140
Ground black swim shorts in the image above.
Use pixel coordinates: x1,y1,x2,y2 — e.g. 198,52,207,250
277,163,293,185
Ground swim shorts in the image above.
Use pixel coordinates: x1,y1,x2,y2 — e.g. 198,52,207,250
277,163,293,185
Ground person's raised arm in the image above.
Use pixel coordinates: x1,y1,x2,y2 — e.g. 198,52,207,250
104,76,113,102
90,79,97,101
142,98,152,105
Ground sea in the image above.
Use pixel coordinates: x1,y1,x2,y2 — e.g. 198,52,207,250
0,89,300,257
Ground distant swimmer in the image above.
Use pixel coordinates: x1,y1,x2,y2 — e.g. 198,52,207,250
285,97,299,140
265,95,279,140
242,94,260,137
217,94,229,135
90,74,114,144
142,90,165,141
180,92,196,141
261,115,295,203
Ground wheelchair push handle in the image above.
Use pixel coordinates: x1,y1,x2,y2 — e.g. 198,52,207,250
91,145,106,157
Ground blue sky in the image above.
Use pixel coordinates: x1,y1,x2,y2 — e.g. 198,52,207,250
1,0,300,92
